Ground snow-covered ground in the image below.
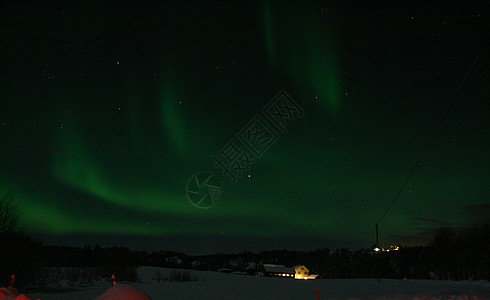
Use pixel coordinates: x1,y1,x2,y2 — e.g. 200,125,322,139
24,266,489,299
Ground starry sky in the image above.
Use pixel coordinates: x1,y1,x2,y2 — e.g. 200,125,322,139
1,2,488,255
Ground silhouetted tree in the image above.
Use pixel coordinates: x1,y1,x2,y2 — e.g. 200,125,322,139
0,189,20,233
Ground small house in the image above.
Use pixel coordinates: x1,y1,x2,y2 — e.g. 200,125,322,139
294,265,309,279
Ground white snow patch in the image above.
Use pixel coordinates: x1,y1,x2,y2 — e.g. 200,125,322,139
23,267,489,299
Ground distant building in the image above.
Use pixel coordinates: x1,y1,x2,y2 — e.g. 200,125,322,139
218,268,232,273
383,245,400,252
263,264,318,280
294,265,309,279
263,264,295,278
246,267,256,275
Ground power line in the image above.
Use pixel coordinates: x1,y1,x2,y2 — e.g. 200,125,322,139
376,45,485,227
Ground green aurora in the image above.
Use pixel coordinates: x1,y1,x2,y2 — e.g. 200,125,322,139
0,2,487,253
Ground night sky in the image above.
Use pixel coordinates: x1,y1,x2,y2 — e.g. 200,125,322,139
1,2,488,255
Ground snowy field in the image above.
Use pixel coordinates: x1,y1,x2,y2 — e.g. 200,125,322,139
24,266,489,300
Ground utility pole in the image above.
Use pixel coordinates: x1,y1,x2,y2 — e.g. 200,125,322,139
376,223,380,282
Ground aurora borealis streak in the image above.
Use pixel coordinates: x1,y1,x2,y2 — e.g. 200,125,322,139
0,2,487,254
263,1,342,113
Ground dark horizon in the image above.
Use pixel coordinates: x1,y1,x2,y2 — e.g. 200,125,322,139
31,228,439,256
